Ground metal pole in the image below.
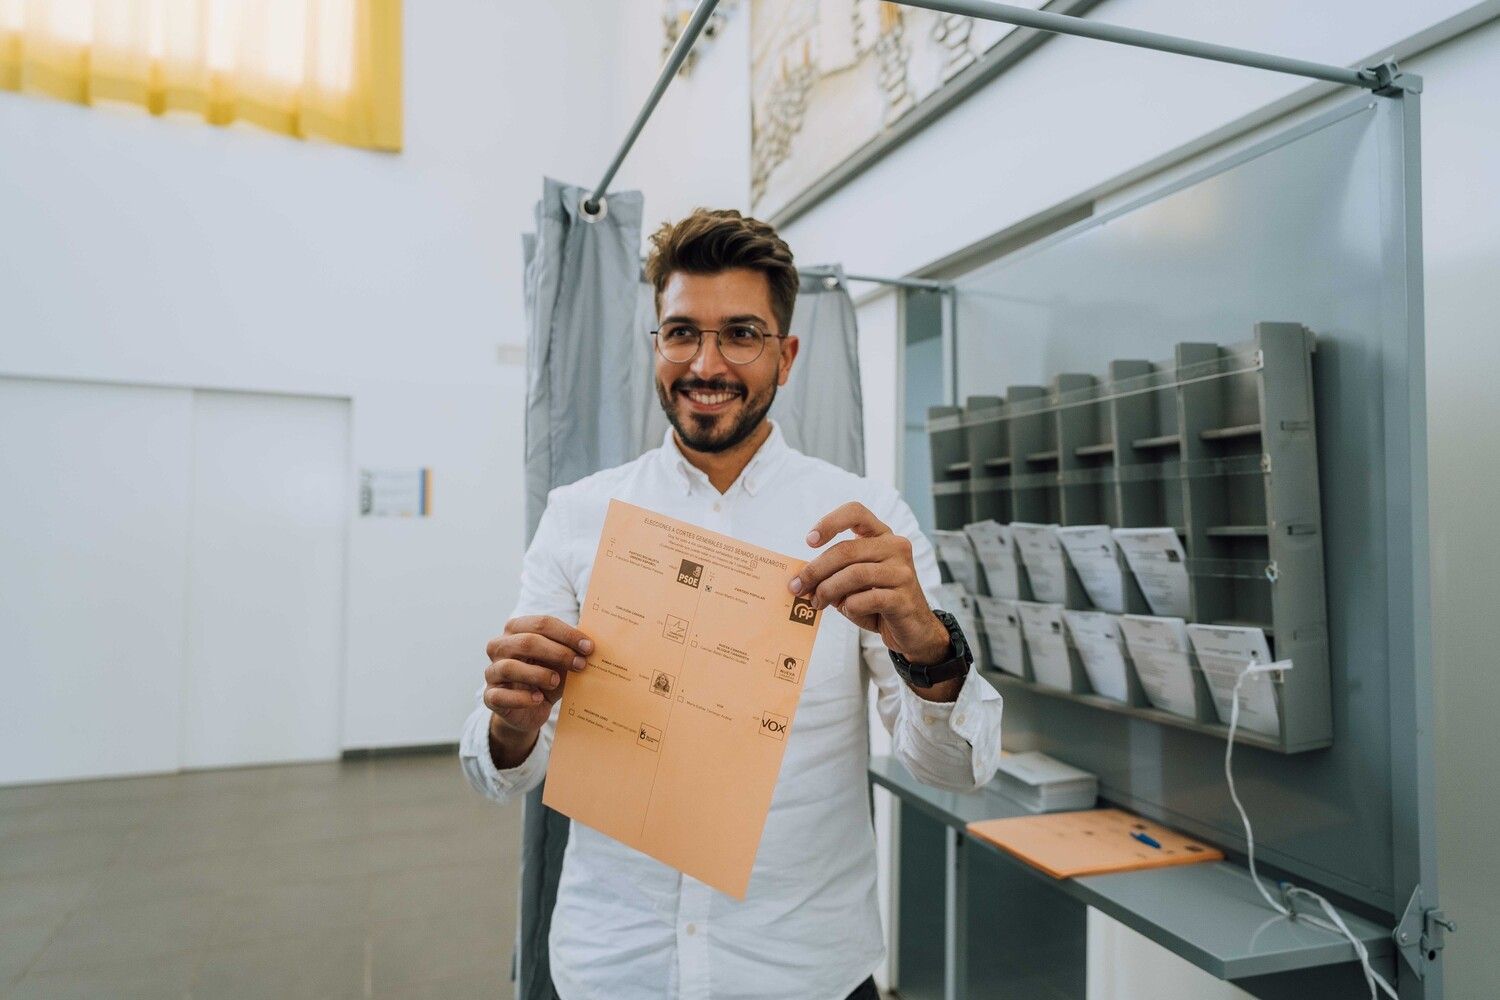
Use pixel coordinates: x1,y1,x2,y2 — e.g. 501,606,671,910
584,0,724,214
898,0,1377,88
844,272,954,292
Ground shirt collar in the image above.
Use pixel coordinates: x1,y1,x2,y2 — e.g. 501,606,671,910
662,419,789,497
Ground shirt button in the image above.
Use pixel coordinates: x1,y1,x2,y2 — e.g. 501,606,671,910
685,923,697,936
922,713,937,726
956,713,968,727
712,502,722,513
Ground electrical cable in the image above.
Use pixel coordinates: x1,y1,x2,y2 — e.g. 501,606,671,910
1223,661,1398,1000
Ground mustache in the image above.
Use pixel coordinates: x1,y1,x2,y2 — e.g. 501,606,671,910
673,378,745,396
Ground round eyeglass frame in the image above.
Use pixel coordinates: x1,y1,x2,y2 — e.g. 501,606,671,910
650,325,788,366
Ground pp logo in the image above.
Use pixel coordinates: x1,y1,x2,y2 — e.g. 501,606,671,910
677,559,703,588
788,595,817,626
759,712,789,741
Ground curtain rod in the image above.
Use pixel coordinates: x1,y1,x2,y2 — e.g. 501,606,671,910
803,268,953,292
585,0,1409,217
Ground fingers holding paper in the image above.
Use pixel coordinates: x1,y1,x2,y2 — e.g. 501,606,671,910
483,615,594,739
794,502,951,667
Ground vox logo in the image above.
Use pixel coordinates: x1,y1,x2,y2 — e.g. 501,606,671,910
759,712,789,741
677,559,703,588
788,595,817,626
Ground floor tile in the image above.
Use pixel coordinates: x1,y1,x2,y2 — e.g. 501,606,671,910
0,871,99,925
0,828,128,879
3,953,197,1000
30,895,219,972
211,878,370,946
0,913,67,988
190,930,368,1000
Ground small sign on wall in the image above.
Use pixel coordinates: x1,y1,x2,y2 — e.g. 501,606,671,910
359,468,431,517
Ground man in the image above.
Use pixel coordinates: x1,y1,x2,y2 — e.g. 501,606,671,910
461,209,1002,1000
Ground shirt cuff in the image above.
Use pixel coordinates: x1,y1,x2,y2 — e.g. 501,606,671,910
458,705,549,803
900,668,1004,787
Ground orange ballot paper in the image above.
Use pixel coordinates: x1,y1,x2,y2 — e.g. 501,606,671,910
543,499,823,898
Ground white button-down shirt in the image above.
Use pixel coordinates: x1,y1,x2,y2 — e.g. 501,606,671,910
460,421,1002,1000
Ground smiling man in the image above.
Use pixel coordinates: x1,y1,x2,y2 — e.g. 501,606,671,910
460,209,1003,1000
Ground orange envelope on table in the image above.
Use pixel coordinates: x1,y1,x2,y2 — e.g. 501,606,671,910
967,808,1223,879
544,499,823,898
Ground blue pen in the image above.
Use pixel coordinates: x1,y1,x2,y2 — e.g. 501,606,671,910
1130,830,1162,849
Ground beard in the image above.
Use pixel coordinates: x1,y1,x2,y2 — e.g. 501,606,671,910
656,374,778,454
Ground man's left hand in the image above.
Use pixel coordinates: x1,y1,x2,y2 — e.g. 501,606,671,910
791,502,958,694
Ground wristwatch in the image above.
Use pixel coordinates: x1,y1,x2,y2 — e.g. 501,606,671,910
888,609,973,689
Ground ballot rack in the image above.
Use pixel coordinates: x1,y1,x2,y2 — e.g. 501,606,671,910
927,322,1330,754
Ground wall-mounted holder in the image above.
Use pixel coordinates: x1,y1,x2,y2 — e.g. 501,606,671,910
927,322,1329,753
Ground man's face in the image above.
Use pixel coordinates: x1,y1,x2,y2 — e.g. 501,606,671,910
654,268,798,454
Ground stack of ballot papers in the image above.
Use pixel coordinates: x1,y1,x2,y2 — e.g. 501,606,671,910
1012,523,1069,603
987,751,1098,814
1113,527,1191,618
930,530,981,596
1186,624,1283,737
974,595,1027,677
1118,614,1198,719
1017,601,1074,690
1056,525,1126,612
962,520,1022,599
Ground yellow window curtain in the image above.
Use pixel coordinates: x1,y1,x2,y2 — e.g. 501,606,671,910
0,0,401,151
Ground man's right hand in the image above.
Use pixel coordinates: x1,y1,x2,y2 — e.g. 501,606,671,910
483,615,593,769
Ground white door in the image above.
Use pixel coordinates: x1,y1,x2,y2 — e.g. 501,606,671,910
179,390,350,769
0,376,193,784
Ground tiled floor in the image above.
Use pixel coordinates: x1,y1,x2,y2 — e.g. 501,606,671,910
0,753,519,999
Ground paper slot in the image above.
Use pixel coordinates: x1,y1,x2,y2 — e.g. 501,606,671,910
930,530,981,597
1062,610,1130,703
1113,528,1191,618
1186,624,1283,738
1057,525,1126,613
963,519,1022,599
974,595,1027,678
1118,615,1198,719
1012,523,1069,604
1016,601,1073,691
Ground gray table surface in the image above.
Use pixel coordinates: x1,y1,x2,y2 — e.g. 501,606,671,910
869,755,1394,980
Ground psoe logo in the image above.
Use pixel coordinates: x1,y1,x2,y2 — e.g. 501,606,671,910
759,712,789,741
677,559,703,588
788,595,817,626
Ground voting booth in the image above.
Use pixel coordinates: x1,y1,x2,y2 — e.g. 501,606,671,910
882,90,1437,999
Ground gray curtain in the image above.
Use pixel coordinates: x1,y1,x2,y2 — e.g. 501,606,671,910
518,178,647,1000
517,186,863,998
771,267,865,475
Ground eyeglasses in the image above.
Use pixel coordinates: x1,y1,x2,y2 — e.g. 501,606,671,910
650,322,787,365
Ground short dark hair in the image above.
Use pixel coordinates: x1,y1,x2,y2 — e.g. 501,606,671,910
645,208,798,335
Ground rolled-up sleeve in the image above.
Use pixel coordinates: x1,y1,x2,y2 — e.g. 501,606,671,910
863,489,1003,792
459,487,580,804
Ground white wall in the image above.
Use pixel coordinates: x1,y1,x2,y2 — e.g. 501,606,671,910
0,1,628,752
611,2,1500,996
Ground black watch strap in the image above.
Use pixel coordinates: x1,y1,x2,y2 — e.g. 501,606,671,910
888,609,973,688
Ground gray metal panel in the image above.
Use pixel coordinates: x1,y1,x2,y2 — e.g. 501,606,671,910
949,95,1426,917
